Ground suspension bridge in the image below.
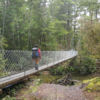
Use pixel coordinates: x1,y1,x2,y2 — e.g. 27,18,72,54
0,50,78,92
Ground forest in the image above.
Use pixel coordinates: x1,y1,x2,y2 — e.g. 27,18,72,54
0,0,100,52
0,0,100,73
0,0,100,100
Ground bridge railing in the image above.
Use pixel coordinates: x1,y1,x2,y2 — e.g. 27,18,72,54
0,50,78,78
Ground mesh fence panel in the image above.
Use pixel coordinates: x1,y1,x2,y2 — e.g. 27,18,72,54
0,50,78,78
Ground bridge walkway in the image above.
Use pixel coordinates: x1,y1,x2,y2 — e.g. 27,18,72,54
0,50,78,90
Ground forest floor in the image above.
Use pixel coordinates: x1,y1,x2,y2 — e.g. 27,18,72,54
15,71,100,100
84,91,100,100
1,71,100,100
16,84,100,100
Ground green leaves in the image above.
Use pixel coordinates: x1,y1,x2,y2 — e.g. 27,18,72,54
0,35,7,49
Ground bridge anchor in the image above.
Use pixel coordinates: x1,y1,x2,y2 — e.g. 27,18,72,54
0,89,2,94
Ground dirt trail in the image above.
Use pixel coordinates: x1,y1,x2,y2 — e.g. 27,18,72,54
16,73,100,100
16,83,87,100
33,84,86,100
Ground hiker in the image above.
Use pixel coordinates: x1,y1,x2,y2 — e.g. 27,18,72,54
32,45,41,70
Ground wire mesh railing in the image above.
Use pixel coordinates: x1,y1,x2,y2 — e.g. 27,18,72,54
0,50,78,79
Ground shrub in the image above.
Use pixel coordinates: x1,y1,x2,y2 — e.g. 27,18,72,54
75,56,96,75
50,65,75,76
66,66,75,73
2,95,16,100
50,66,66,75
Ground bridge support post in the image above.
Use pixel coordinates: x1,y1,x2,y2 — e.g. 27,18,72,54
0,89,2,94
69,57,77,66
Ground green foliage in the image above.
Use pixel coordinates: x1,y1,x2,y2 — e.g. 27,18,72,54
10,89,16,96
2,95,16,100
2,82,25,99
66,66,75,72
76,6,100,74
50,66,66,75
79,19,100,59
0,35,7,49
50,65,75,75
75,56,96,75
0,53,6,77
32,73,59,83
0,0,75,50
83,77,100,92
0,0,99,51
0,35,8,76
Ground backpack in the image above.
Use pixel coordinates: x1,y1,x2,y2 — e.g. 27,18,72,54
32,48,39,58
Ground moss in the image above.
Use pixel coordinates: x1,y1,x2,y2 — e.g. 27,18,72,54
28,73,61,94
2,95,16,100
72,73,94,81
31,73,61,83
95,96,100,100
16,73,61,100
83,77,100,92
